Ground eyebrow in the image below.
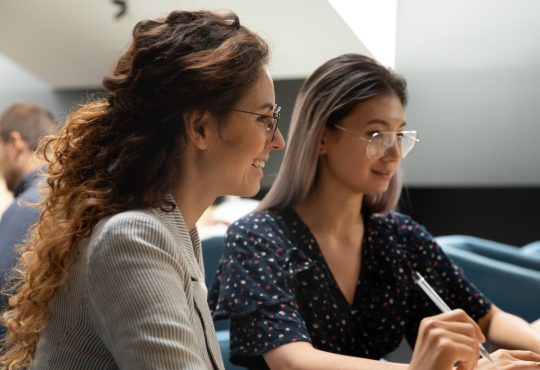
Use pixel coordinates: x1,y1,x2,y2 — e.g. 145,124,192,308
257,102,276,111
364,119,407,128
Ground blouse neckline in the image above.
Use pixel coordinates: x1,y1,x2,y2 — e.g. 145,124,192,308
280,206,371,311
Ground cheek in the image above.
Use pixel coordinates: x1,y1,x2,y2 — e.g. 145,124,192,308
239,133,267,160
334,144,370,170
222,122,267,153
221,137,265,170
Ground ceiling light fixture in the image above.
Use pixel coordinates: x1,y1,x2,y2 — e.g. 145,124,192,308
111,0,127,19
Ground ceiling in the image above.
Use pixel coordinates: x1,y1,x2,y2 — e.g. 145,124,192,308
0,0,371,89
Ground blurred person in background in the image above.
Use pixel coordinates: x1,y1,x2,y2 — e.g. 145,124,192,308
0,103,57,340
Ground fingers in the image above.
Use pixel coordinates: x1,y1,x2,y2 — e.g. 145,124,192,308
476,350,540,369
427,309,486,343
506,360,540,369
410,310,486,370
495,350,540,361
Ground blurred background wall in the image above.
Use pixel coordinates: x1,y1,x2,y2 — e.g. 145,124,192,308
1,0,538,245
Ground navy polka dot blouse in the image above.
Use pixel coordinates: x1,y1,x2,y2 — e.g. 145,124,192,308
209,207,492,369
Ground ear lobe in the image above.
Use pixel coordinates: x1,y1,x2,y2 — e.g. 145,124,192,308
183,110,212,150
319,128,330,155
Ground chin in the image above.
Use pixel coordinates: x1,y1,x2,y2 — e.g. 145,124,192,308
242,186,260,198
231,183,261,198
363,183,391,195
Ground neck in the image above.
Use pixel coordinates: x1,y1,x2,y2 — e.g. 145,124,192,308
294,177,364,235
13,156,45,190
171,182,216,232
170,146,221,231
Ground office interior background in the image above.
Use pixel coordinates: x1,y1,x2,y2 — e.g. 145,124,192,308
1,0,539,246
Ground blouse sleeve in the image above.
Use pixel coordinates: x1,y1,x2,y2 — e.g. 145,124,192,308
209,213,312,365
393,214,493,346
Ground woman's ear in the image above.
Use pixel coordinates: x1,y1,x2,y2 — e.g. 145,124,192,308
319,127,331,155
183,110,214,150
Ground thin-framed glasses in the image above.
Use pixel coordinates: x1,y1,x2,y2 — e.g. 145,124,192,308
231,104,281,141
334,124,419,159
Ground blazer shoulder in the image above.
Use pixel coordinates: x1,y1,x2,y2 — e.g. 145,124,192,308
90,210,175,254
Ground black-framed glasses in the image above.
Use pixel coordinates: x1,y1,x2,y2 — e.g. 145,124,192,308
231,104,281,141
334,124,419,159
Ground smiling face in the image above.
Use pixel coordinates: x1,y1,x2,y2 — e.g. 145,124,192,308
319,93,406,196
209,66,285,197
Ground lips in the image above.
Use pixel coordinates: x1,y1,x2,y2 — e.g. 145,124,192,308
372,168,394,177
251,159,266,169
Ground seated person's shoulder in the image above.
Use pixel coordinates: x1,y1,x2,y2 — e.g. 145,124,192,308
100,209,159,234
225,208,290,257
227,208,282,234
370,211,433,245
371,211,421,230
92,209,170,251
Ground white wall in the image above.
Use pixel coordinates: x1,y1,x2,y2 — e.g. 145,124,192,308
0,53,65,117
396,0,540,186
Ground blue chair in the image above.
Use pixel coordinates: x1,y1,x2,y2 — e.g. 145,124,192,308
438,243,540,322
436,235,540,271
201,236,226,294
522,241,540,256
201,236,246,370
201,236,230,333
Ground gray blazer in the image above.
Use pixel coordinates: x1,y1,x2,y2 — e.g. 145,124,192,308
31,198,225,370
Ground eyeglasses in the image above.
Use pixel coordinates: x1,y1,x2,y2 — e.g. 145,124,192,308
231,104,281,141
334,124,419,159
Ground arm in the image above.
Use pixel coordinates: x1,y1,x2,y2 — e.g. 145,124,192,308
479,305,540,353
88,214,208,369
264,342,407,370
264,310,486,370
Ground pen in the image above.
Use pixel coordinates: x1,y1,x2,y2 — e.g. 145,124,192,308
413,271,494,363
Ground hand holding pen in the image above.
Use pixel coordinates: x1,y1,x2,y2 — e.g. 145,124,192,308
413,271,494,363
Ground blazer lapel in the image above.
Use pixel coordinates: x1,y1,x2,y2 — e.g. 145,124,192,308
152,195,225,370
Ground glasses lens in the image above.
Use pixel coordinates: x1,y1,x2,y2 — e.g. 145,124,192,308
367,133,393,159
400,132,418,158
368,132,418,159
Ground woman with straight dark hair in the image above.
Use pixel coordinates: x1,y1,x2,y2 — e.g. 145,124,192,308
210,54,540,369
1,10,285,370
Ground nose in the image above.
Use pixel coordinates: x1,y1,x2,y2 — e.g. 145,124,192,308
382,137,401,162
268,128,286,150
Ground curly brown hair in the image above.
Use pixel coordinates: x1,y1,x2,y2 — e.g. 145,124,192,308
1,10,269,369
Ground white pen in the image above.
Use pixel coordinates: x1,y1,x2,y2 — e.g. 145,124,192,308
413,271,494,363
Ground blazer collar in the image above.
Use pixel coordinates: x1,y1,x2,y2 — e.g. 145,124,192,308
151,194,203,281
151,195,224,369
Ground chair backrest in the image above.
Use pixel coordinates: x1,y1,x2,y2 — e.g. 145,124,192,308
436,235,540,271
442,244,540,322
201,236,230,333
201,236,226,290
521,241,540,256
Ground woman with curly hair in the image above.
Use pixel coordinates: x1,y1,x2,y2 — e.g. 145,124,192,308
1,10,284,369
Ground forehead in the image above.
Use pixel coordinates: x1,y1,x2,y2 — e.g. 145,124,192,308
235,66,275,109
346,94,405,125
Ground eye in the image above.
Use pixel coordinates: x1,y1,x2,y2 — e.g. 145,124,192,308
257,115,273,132
367,131,382,138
